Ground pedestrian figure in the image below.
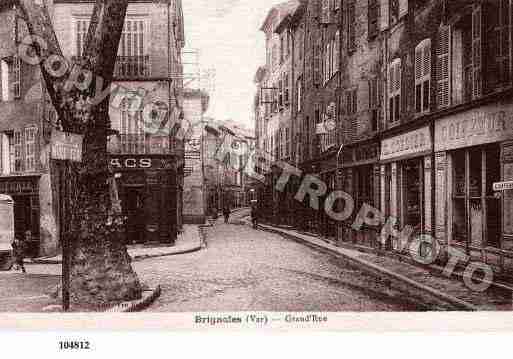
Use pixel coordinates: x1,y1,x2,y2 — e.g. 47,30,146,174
250,201,259,229
222,205,230,224
11,235,26,273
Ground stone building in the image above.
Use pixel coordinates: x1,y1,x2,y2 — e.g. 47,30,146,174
0,0,185,255
255,0,513,272
52,0,185,246
0,1,56,257
257,0,300,223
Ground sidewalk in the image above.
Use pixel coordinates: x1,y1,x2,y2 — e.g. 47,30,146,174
30,224,203,265
255,222,513,311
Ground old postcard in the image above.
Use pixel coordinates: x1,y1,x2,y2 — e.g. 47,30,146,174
0,0,513,335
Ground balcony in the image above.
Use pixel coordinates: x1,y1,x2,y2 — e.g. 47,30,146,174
114,55,151,79
71,55,151,79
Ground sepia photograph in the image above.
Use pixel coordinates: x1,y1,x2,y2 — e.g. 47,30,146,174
0,0,512,337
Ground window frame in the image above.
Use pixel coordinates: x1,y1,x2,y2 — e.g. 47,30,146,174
388,58,401,124
415,39,431,114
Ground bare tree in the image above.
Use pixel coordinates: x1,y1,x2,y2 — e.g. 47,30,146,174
17,0,141,305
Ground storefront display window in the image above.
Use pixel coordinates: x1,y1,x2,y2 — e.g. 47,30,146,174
451,145,501,249
402,159,423,231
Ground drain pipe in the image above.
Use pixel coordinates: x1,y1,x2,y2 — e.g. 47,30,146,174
336,143,344,243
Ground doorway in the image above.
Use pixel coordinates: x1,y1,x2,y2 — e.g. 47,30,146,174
123,186,145,245
402,159,424,233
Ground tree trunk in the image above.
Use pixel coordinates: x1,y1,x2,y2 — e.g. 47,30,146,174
18,0,142,305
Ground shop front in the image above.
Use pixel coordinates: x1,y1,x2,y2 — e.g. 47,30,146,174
0,176,41,258
339,141,381,247
110,155,178,245
434,102,513,271
380,126,433,251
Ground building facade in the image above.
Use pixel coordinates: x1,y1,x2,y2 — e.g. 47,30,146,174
182,89,209,224
54,0,185,246
255,0,513,273
0,0,185,255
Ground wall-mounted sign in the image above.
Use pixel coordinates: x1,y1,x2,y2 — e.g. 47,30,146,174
109,156,174,171
381,126,431,161
493,181,513,191
435,102,513,152
51,130,83,162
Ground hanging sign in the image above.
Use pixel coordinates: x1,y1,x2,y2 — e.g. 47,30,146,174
51,130,83,162
493,181,513,191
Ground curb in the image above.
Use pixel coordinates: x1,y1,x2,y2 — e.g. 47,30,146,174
106,285,162,313
256,222,479,311
30,227,204,265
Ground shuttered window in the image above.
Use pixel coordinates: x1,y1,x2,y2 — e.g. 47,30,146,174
415,39,431,113
25,127,37,172
369,77,381,131
389,58,401,123
494,0,511,86
12,56,20,99
437,26,450,108
368,0,379,38
314,42,321,85
334,30,340,72
347,1,356,52
472,5,482,99
76,19,89,57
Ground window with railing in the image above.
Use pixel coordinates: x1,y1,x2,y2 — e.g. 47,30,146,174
25,127,37,172
75,17,150,79
120,100,146,154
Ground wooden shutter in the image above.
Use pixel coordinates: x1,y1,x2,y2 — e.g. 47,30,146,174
380,0,389,31
334,30,340,72
472,5,482,99
415,39,431,112
321,0,330,24
314,42,321,85
437,26,450,108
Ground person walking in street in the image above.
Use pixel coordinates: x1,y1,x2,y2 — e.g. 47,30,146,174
223,205,231,224
11,234,27,273
250,201,259,229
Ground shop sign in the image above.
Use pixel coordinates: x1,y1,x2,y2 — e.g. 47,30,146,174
51,130,83,162
381,126,431,161
435,102,513,152
109,156,174,171
493,181,513,191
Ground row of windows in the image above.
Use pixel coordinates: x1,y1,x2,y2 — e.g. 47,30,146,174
387,2,510,125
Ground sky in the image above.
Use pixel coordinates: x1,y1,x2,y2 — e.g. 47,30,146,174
182,0,286,130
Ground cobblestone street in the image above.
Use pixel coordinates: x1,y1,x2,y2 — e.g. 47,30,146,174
136,221,427,312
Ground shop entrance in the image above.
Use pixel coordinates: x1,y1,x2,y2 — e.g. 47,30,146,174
402,159,424,233
123,186,145,245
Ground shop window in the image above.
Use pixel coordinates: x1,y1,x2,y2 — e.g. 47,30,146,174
415,39,431,114
354,165,374,210
402,159,423,230
451,145,501,248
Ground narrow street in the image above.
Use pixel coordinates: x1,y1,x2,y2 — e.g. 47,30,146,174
135,219,427,312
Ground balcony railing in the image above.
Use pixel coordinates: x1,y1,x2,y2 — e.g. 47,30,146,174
114,55,151,79
71,55,151,79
